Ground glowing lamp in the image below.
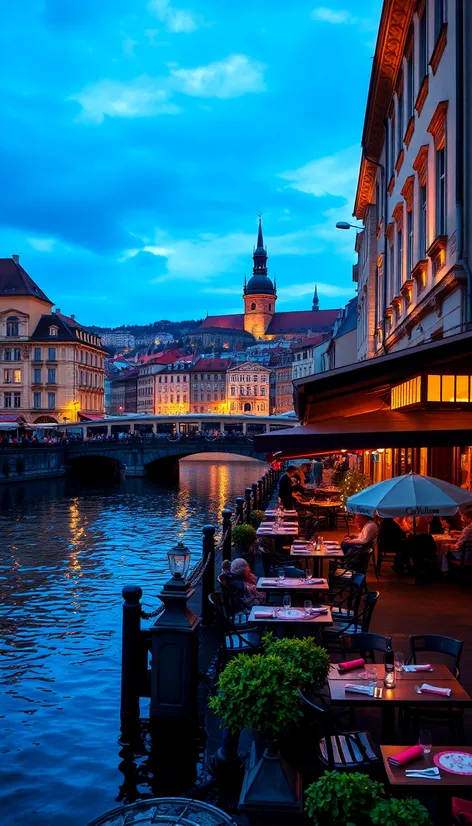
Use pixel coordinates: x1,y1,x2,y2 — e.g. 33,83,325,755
167,541,191,579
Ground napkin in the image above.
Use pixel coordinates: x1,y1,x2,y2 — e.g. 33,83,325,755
403,664,433,672
388,745,424,766
260,579,277,586
420,683,452,696
338,658,365,671
344,683,372,695
254,610,274,619
292,550,309,554
308,607,328,615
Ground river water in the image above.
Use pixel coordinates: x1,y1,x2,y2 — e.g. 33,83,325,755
0,457,265,826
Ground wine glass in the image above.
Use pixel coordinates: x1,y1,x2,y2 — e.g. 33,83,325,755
283,595,291,614
419,729,432,755
277,570,285,586
365,666,378,687
394,651,405,673
303,599,312,616
305,569,313,583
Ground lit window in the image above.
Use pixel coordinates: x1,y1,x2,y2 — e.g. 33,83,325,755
441,375,455,402
391,376,421,409
49,326,58,337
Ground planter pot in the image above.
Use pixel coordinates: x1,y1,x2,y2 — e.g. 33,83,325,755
239,738,302,817
210,728,243,775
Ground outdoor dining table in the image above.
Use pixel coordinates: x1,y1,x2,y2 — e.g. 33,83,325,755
257,576,328,594
309,500,343,530
290,542,343,576
328,675,472,742
248,604,332,642
328,663,455,680
381,746,472,824
432,533,456,573
256,521,299,537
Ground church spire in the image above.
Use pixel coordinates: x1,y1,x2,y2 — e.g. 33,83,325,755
253,214,267,275
312,284,319,311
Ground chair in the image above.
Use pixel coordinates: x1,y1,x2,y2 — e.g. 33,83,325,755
328,573,366,619
270,565,304,578
328,548,372,590
449,542,472,576
298,688,381,773
408,634,463,680
340,632,390,664
323,581,376,653
403,634,465,741
376,518,405,576
217,573,247,624
208,592,262,676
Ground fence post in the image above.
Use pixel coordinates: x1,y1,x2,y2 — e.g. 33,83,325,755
235,497,245,523
245,488,252,523
120,585,144,722
222,508,232,562
258,479,263,510
267,469,273,495
201,525,216,626
252,482,259,511
264,472,270,504
261,476,267,507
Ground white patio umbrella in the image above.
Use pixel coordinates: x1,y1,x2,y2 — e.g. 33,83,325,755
346,472,472,518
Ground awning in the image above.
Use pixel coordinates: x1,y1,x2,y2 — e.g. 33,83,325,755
253,410,472,459
0,414,24,423
79,413,106,422
0,422,21,430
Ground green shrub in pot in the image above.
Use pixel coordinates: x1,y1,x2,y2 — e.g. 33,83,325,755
370,797,431,826
305,771,385,826
232,523,257,552
263,634,330,689
249,510,266,529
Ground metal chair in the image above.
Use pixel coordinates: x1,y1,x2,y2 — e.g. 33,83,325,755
324,590,380,652
217,573,248,624
340,632,390,664
408,634,463,680
298,688,381,773
208,592,262,676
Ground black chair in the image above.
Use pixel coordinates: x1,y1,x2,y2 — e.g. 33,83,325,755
325,590,380,650
298,688,381,773
376,518,405,576
449,542,472,577
328,548,372,591
208,592,262,676
328,573,366,616
404,635,465,740
217,573,247,624
408,634,463,680
340,632,390,664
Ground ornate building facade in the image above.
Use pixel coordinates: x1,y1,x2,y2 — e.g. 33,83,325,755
0,256,106,423
227,361,270,415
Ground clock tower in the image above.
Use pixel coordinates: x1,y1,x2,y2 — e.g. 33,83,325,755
243,217,277,339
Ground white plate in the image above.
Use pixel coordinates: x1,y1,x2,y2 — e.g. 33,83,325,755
434,751,472,775
277,608,305,619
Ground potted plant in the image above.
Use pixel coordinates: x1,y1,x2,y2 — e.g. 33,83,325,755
370,798,431,826
305,771,385,826
263,634,330,689
250,509,266,529
209,653,304,816
232,523,257,558
339,470,371,506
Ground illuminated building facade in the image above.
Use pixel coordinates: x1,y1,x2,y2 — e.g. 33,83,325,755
227,361,270,415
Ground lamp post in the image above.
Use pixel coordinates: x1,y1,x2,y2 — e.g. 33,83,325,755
335,221,364,231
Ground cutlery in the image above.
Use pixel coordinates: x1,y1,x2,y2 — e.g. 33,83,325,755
414,684,422,694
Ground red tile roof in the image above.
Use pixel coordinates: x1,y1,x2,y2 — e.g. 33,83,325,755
137,348,185,365
292,333,329,349
199,314,244,330
266,310,340,334
189,357,233,371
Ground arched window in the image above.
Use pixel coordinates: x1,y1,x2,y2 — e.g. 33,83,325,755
49,326,58,337
251,302,256,310
244,402,252,412
268,303,272,312
6,316,19,337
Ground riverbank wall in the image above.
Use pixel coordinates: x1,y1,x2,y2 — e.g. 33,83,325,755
0,447,65,483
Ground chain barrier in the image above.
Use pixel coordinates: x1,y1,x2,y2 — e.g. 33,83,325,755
141,605,165,620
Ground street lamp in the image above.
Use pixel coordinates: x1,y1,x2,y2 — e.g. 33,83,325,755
167,541,192,579
336,221,364,230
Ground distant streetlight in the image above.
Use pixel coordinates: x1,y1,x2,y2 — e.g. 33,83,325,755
336,221,364,230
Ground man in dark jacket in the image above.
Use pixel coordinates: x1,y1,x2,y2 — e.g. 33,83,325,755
278,465,297,509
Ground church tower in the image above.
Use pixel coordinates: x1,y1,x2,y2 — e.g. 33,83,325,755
243,217,277,339
312,284,319,311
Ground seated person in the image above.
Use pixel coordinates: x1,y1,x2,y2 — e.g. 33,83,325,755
278,465,298,510
341,515,378,554
378,517,406,574
450,512,472,561
230,558,266,608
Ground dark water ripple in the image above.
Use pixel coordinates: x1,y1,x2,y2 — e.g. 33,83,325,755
0,459,265,825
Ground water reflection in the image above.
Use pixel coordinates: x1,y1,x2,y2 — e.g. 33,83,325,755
0,458,265,826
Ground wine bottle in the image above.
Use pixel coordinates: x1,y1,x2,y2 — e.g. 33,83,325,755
384,638,394,674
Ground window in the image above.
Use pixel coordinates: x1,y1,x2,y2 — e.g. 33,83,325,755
13,348,21,361
428,375,472,403
418,4,428,81
391,376,421,409
49,326,58,337
48,347,56,361
419,184,427,258
397,89,403,155
251,302,256,310
396,228,403,293
6,316,19,337
261,387,265,396
434,0,446,40
406,49,414,119
48,392,56,409
436,147,446,235
3,368,21,384
33,392,41,409
47,368,56,384
407,208,413,276
4,348,11,361
14,392,21,409
389,114,395,178
4,392,12,408
33,368,42,384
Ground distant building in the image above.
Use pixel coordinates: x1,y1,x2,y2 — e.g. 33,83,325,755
227,361,270,416
184,326,254,352
101,331,135,350
109,369,138,414
326,298,358,370
291,334,329,382
271,349,294,415
0,255,106,423
154,357,195,415
189,357,231,414
194,218,342,341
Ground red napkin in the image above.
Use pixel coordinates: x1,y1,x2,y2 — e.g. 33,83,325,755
254,610,273,619
388,745,424,766
338,658,365,671
453,797,472,824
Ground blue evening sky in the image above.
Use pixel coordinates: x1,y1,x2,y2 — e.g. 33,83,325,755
0,0,382,326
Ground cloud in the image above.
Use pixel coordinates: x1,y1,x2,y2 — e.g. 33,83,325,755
148,0,198,33
27,237,57,252
169,54,266,99
69,76,181,123
311,7,357,24
280,144,360,199
277,281,354,301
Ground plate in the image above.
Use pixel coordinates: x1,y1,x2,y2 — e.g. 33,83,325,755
278,608,305,619
434,751,472,775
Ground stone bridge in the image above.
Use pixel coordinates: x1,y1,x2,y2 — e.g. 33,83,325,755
65,436,267,476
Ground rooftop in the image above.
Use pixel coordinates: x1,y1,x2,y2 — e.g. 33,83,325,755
0,256,52,303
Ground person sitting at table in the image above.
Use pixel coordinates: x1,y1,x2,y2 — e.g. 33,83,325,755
449,511,472,562
341,514,378,554
378,517,406,574
278,465,298,510
230,558,266,608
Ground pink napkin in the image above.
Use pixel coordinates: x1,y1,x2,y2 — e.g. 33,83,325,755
409,664,433,671
420,683,452,696
308,607,328,615
254,610,273,619
388,745,424,766
260,579,277,586
338,658,365,671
